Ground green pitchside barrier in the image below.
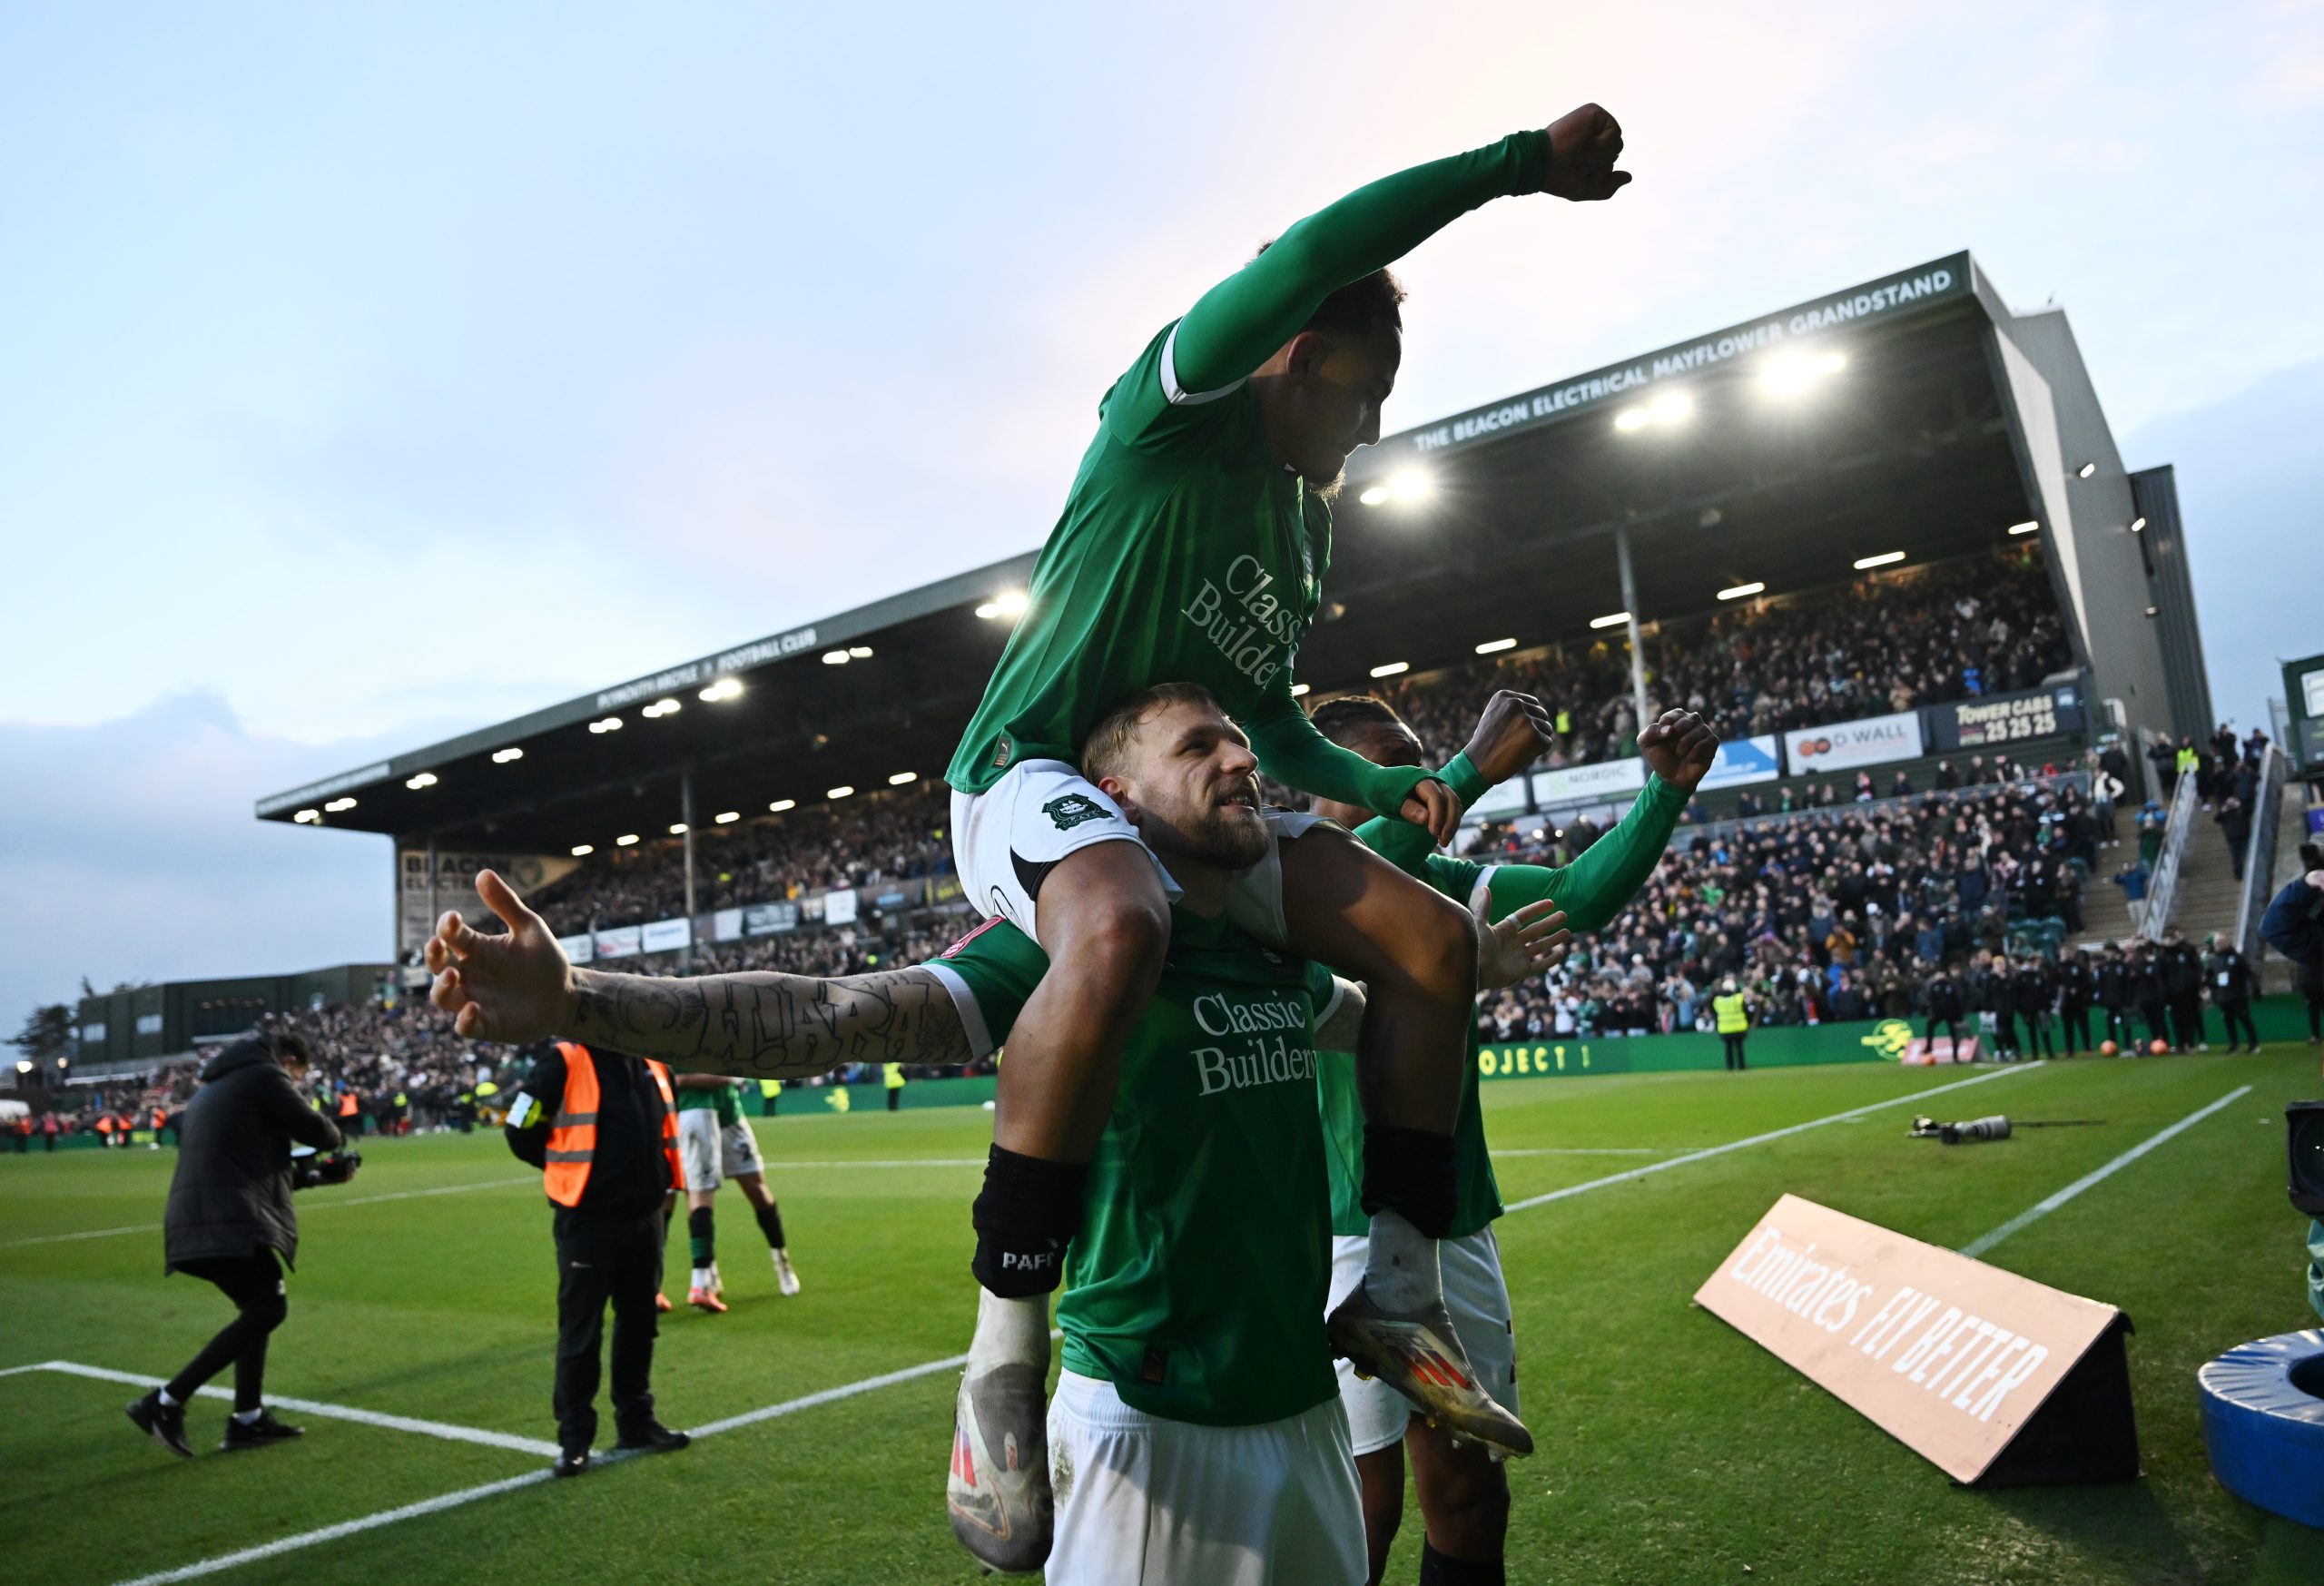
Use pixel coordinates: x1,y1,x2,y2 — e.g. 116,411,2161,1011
1479,999,2323,1081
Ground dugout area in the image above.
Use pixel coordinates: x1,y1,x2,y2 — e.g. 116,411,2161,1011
5,1042,2322,1585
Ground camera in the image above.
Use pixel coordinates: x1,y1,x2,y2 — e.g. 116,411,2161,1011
2290,1103,2324,1217
292,1148,363,1190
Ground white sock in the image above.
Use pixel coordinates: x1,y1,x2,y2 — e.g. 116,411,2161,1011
691,1266,713,1289
156,1389,180,1407
233,1407,263,1424
1364,1209,1443,1313
967,1289,1050,1377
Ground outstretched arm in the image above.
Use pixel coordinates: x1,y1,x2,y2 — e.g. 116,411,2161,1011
428,871,970,1079
567,963,971,1078
1167,107,1630,395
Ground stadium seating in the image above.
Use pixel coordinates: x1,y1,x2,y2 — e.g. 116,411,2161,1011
1473,773,2112,1040
1369,547,2072,771
528,780,951,939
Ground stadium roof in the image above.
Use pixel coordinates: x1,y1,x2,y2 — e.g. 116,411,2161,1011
261,249,2053,855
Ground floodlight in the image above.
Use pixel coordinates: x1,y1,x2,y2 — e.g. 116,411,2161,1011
714,812,739,824
492,747,524,763
1853,551,1906,570
293,809,320,823
1649,390,1692,424
406,773,438,790
2008,521,2039,536
2077,462,2096,478
769,799,796,813
1358,485,1391,506
1474,637,1517,655
889,772,918,785
616,833,640,846
324,797,358,812
1290,683,1310,698
669,823,687,835
1614,407,1650,432
1590,612,1630,630
1718,582,1766,601
1369,661,1410,678
849,645,873,658
822,650,851,665
699,677,743,702
2130,517,2146,533
828,785,855,800
571,844,594,857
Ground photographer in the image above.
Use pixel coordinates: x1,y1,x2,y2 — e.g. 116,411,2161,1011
2260,850,2324,1048
126,1031,355,1458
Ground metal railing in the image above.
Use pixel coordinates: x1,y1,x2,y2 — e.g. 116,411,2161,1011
2139,763,2200,942
2233,744,2288,959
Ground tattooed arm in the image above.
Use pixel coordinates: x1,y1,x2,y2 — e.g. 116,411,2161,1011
567,964,970,1078
425,869,970,1078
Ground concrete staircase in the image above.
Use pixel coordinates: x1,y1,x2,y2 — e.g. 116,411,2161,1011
2163,803,2246,949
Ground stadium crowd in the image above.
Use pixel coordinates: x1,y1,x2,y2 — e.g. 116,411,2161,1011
1370,548,2071,771
526,780,952,940
1469,744,2274,1049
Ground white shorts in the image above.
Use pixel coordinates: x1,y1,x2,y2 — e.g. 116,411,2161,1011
1327,1227,1518,1457
677,1108,763,1193
951,760,1324,947
1046,1372,1365,1586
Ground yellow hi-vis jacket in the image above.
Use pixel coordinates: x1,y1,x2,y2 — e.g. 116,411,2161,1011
1713,992,1750,1034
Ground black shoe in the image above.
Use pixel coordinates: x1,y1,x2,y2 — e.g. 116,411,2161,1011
127,1391,193,1458
552,1448,590,1478
220,1409,304,1451
614,1420,691,1454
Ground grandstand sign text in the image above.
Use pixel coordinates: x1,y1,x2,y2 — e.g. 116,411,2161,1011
1696,1194,2126,1483
595,625,820,711
1387,254,1969,462
1927,685,2085,752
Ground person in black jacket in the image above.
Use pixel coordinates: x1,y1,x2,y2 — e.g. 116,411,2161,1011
2130,944,2171,1051
505,1039,690,1477
2093,945,2132,1049
2203,940,2260,1052
2217,796,2252,882
2014,958,2058,1059
1922,970,1964,1052
1987,955,2022,1061
2260,858,2324,1046
2057,947,2094,1056
2159,928,2208,1052
126,1032,350,1458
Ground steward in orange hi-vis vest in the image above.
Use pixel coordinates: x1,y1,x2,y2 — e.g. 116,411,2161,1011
541,1040,681,1207
504,1039,690,1473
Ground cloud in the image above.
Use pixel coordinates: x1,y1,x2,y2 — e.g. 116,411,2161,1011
0,694,417,1027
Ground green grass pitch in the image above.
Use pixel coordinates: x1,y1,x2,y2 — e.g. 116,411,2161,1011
6,1042,2324,1585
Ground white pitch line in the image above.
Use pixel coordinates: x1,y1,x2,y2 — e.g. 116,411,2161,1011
1502,1062,2044,1215
1491,1147,1669,1158
104,1345,980,1586
688,1350,969,1436
1959,1085,2254,1259
110,1469,556,1586
23,1361,559,1457
0,1175,538,1249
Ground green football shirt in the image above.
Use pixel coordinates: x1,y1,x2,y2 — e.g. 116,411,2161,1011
930,911,1341,1428
675,1079,743,1123
946,131,1551,816
1320,773,1692,1238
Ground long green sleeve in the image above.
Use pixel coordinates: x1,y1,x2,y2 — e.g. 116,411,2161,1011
1349,754,1493,872
1482,775,1690,931
1168,132,1550,394
1246,679,1436,818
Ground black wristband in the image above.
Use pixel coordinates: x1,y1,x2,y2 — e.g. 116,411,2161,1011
1360,1124,1457,1238
970,1144,1088,1297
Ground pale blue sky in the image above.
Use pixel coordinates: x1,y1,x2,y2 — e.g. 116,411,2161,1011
4,2,2320,1022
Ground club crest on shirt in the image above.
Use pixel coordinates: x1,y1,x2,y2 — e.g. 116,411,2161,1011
1043,793,1110,832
